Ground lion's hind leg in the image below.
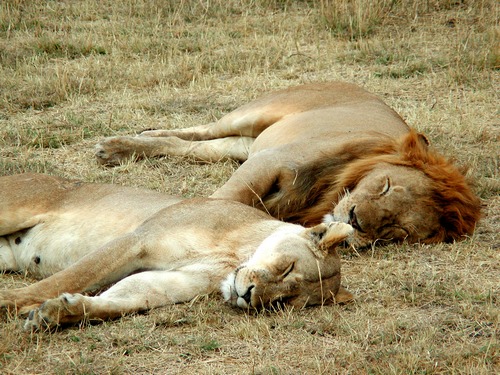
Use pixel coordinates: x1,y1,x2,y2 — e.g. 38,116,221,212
140,107,278,140
24,269,213,330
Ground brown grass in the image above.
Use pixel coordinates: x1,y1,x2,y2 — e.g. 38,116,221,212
0,0,498,373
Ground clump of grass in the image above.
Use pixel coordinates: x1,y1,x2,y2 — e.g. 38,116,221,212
319,0,499,45
448,25,500,86
33,37,107,59
200,339,221,352
319,0,395,39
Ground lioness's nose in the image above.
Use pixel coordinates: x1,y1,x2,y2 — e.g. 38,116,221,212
239,285,254,306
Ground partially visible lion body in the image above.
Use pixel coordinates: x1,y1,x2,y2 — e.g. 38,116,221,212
96,82,481,247
0,173,353,330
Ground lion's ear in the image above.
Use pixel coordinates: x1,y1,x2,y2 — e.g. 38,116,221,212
400,131,431,162
401,130,430,160
417,133,430,147
304,222,353,253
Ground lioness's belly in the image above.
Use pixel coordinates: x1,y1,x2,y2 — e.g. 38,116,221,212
2,193,183,278
4,217,141,278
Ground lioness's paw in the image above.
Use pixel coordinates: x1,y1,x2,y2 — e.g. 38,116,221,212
94,136,138,166
323,215,354,236
0,290,21,311
328,222,354,237
24,293,86,331
0,290,40,315
0,291,12,308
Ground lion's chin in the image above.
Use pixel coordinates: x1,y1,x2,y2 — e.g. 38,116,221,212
322,213,350,230
322,213,337,224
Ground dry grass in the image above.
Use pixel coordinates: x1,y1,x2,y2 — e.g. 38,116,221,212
0,0,498,373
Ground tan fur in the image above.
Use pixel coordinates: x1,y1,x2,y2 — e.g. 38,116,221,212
0,173,352,330
95,82,481,247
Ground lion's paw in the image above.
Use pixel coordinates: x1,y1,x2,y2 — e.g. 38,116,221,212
323,215,354,236
0,290,41,315
24,293,86,331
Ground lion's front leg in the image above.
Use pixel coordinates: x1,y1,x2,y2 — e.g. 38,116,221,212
139,123,215,140
210,148,289,207
95,136,188,166
95,135,253,165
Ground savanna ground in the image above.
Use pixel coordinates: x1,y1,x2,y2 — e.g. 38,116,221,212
0,0,498,373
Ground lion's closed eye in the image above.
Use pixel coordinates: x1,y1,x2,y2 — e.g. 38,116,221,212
381,177,391,195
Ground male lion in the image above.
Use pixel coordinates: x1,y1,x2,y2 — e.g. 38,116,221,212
0,173,353,330
95,82,481,248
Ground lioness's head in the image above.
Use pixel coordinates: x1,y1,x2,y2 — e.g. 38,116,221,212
221,222,354,310
331,132,482,248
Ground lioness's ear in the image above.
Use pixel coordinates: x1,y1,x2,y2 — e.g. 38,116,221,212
304,222,353,253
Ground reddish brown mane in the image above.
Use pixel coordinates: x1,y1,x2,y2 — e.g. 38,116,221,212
393,131,481,243
271,131,481,242
263,133,399,224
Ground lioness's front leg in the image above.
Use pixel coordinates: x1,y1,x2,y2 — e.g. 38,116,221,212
24,268,214,330
0,234,143,314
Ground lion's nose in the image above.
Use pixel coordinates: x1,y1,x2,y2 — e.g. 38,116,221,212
349,206,364,232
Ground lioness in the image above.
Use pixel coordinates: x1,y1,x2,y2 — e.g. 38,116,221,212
0,173,353,330
95,82,481,248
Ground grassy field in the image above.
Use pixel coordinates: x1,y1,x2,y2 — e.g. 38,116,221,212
0,0,498,373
